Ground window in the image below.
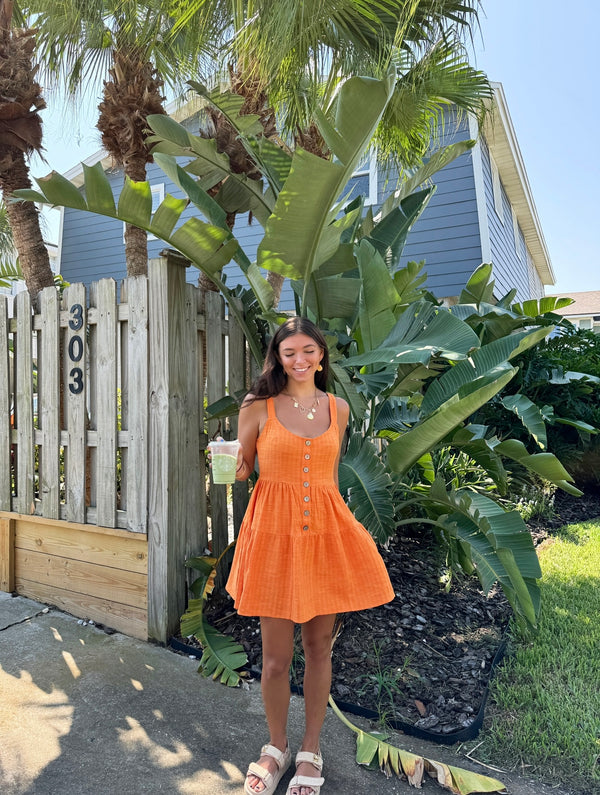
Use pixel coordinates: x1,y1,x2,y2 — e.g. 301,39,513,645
578,318,592,330
348,149,378,205
512,206,521,259
122,183,165,242
490,153,504,223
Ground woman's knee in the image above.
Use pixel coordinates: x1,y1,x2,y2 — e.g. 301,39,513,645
262,651,293,679
302,633,333,665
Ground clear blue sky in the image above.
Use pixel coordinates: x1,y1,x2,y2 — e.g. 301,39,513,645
35,0,598,295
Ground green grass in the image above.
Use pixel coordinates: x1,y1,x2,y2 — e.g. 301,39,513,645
473,518,600,791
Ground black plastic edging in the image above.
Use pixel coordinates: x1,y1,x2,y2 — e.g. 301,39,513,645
169,634,508,746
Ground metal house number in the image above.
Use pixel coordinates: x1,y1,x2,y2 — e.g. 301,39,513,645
68,303,84,394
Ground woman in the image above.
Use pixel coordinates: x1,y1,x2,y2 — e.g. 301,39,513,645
226,317,394,795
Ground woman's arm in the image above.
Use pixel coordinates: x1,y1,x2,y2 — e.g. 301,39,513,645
333,396,350,488
234,395,265,480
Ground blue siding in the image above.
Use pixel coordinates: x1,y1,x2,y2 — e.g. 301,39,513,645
478,138,543,301
398,118,483,298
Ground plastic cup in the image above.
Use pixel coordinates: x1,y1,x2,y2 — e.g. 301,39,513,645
208,440,241,484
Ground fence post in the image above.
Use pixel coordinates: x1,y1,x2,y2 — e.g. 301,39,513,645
147,255,200,643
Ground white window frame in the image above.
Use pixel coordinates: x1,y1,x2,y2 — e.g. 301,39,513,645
490,153,504,223
352,148,378,205
123,183,165,242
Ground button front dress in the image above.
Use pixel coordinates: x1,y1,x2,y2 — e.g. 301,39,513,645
226,394,394,623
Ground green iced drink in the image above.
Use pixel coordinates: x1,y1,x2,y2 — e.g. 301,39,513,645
211,453,238,484
208,440,241,484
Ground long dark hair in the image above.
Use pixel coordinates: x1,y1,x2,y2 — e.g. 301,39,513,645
249,317,329,399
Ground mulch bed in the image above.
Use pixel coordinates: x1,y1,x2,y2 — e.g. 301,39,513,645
178,489,600,740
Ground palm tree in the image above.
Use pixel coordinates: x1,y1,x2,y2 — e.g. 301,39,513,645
28,0,211,276
0,0,55,300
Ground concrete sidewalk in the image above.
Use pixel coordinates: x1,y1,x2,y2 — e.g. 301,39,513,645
0,593,573,795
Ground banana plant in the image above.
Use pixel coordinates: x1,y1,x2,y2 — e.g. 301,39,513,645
180,545,248,687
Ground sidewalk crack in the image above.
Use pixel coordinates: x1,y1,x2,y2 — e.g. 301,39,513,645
0,608,51,631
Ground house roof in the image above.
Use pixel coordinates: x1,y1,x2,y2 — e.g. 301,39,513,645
484,83,554,286
545,290,600,317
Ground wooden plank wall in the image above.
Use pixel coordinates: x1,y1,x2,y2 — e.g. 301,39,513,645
1,511,148,639
0,257,251,642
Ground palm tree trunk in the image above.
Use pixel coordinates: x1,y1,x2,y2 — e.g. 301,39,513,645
0,148,54,299
97,49,166,277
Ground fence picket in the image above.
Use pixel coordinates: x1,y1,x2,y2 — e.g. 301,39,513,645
15,291,34,515
229,298,249,535
205,290,228,564
39,287,60,519
0,297,11,510
63,283,87,523
123,276,148,533
94,279,118,527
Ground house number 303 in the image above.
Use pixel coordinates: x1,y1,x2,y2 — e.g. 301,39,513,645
68,303,84,395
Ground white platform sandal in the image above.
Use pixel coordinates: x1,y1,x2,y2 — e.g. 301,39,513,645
244,743,292,795
286,750,324,795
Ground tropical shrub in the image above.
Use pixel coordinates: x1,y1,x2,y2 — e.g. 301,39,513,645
472,325,600,489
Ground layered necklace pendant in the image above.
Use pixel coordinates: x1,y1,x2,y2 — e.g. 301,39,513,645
290,394,320,420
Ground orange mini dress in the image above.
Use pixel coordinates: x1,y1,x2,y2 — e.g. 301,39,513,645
226,394,394,623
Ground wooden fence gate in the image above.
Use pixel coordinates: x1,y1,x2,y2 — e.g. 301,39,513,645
0,255,250,642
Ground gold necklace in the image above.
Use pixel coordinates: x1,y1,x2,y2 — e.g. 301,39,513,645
286,392,321,420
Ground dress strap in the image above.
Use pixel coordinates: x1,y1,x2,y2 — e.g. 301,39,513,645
266,396,277,419
328,392,337,425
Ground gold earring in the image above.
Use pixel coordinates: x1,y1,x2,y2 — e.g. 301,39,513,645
317,364,323,372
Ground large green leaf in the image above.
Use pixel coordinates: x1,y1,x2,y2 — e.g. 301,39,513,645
421,327,551,415
388,365,518,474
494,439,582,496
501,394,547,449
257,72,395,296
344,302,479,368
458,263,495,305
366,188,433,269
147,113,273,224
118,178,153,227
314,73,395,168
82,162,117,216
330,362,368,424
513,296,574,316
293,275,361,321
258,150,353,279
357,239,400,350
181,598,248,686
427,483,541,630
338,433,395,543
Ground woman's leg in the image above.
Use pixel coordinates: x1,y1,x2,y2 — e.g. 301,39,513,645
289,613,337,795
247,616,295,793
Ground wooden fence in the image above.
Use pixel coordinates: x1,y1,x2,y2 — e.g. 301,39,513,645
0,255,250,642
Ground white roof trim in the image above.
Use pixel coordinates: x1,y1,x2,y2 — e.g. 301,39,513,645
483,83,554,285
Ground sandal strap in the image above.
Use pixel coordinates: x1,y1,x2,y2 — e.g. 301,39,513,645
288,773,325,788
260,743,289,770
294,750,323,771
246,761,274,786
